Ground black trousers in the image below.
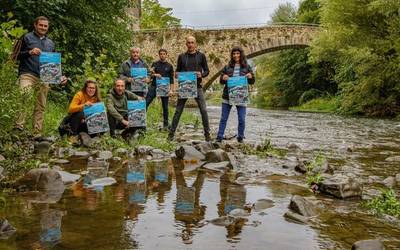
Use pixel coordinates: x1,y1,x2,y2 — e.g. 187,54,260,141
69,112,88,135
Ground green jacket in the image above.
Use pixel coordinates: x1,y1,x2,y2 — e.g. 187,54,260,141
106,88,139,122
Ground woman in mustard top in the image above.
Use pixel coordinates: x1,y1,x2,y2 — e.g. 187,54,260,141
61,79,101,135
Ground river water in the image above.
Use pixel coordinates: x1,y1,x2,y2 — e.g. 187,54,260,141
1,106,400,249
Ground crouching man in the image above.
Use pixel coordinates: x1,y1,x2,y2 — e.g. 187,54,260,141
106,78,144,139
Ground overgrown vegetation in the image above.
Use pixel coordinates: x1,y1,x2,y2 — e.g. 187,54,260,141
305,152,326,187
363,189,400,218
239,138,287,158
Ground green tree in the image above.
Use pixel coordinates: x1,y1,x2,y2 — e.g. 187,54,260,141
140,0,181,29
270,2,297,23
311,0,400,116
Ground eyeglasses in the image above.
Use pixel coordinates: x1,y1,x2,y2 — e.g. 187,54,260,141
86,87,96,90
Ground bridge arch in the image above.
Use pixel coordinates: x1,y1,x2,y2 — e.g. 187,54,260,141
133,24,320,89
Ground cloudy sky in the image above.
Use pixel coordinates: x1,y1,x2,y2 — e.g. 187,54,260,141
158,0,300,27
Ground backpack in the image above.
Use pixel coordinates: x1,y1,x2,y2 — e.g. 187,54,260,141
10,34,25,62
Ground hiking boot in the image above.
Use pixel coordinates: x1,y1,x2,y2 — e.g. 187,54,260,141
215,137,222,143
237,137,244,143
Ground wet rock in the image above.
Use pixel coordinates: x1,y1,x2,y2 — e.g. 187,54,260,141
34,141,51,154
287,143,300,150
115,148,129,157
288,195,317,217
194,141,215,154
87,177,116,188
202,161,230,173
210,216,247,227
175,145,205,161
229,208,250,217
79,132,93,147
0,154,5,162
56,170,80,184
253,199,275,212
368,176,383,184
284,211,308,224
294,161,307,174
52,159,70,165
351,239,385,250
54,147,68,158
205,149,229,163
72,151,90,159
98,150,113,160
319,174,362,199
135,145,155,156
226,153,238,169
385,156,400,162
0,219,17,239
382,177,396,188
14,168,65,203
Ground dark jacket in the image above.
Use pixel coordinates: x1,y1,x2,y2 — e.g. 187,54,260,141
219,63,255,101
176,51,209,87
18,31,55,77
106,89,140,122
151,60,174,85
118,58,150,90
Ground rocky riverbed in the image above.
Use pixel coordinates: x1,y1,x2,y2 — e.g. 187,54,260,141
0,106,400,249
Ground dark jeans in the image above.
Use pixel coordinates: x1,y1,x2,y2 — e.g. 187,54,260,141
108,113,145,138
217,102,246,140
169,87,210,137
146,84,169,127
69,112,88,135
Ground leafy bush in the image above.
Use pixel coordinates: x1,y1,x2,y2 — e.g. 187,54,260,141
363,189,400,218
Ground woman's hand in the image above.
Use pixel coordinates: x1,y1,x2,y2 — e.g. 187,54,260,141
246,73,253,79
84,101,93,107
222,74,229,81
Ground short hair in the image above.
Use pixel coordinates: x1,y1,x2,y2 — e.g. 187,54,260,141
129,47,140,53
186,35,196,43
34,16,49,24
114,78,125,85
158,48,168,54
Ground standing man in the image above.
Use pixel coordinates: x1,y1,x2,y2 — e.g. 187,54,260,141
15,16,67,136
168,36,211,141
146,49,174,129
118,47,150,98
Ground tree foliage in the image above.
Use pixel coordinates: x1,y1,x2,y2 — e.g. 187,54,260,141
270,3,297,23
140,0,181,29
311,0,400,116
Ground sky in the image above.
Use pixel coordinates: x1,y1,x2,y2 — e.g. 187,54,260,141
158,0,300,28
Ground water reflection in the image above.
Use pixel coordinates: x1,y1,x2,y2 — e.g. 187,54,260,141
38,209,65,248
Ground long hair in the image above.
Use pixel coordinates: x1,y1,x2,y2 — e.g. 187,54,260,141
229,46,247,68
81,79,101,101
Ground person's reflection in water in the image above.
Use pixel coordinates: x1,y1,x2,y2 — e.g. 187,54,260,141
174,160,206,244
218,172,247,239
145,160,173,205
38,209,65,248
125,162,147,221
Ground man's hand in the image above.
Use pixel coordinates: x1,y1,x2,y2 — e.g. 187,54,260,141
168,90,174,97
60,76,68,85
222,74,229,81
246,73,253,79
145,78,151,83
29,48,42,56
153,73,162,79
196,71,202,78
121,119,129,127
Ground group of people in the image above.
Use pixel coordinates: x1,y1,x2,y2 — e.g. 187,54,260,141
15,16,255,143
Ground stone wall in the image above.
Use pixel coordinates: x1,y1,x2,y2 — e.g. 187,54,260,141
133,25,320,89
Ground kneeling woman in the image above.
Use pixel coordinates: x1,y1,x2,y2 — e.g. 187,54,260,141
216,47,255,143
66,79,101,135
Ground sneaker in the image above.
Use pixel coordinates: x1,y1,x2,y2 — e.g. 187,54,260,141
237,137,244,143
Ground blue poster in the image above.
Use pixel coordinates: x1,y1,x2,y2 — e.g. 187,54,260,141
127,100,146,127
39,52,62,84
156,77,170,97
227,76,249,106
130,68,148,92
83,102,110,134
178,72,197,99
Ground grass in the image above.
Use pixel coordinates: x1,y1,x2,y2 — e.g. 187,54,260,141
363,189,400,218
290,97,339,113
305,152,326,187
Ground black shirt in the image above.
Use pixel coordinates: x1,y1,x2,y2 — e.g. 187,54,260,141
151,60,174,85
176,51,209,87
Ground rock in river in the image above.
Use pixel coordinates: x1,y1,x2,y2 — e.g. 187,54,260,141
288,195,317,217
319,174,362,199
351,239,385,250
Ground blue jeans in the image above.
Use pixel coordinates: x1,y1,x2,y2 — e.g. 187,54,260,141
217,102,246,140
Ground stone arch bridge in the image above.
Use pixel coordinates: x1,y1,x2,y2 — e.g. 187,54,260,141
133,24,320,89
